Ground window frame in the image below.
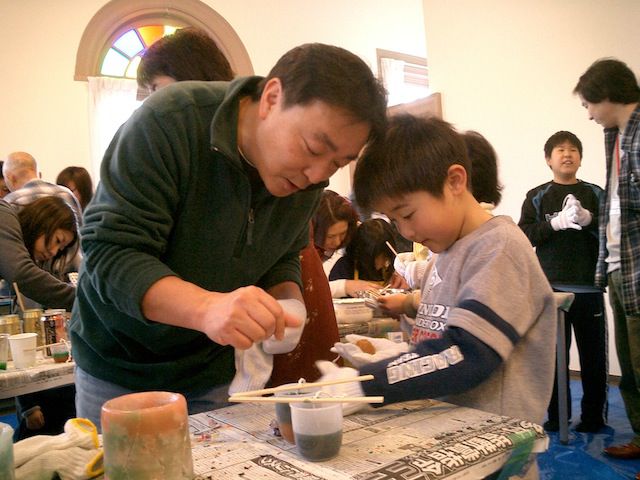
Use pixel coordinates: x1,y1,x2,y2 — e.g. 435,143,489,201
74,0,253,81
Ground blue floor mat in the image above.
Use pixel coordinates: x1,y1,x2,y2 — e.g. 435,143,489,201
539,379,640,479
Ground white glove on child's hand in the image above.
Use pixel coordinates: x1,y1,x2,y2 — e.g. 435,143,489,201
393,252,415,279
331,334,410,368
315,360,365,416
550,206,582,231
563,194,592,227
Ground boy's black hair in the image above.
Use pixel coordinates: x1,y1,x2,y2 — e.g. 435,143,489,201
253,43,388,142
574,58,640,104
354,114,469,211
544,131,583,159
462,131,502,206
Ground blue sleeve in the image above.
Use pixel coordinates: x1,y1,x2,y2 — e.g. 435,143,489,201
360,327,501,405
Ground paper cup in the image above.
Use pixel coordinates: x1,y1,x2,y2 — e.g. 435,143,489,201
290,401,343,461
101,391,194,479
8,333,37,369
274,384,320,444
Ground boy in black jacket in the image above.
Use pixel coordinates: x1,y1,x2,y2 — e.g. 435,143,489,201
518,130,607,433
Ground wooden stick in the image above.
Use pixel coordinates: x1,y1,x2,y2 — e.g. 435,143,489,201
385,241,398,257
36,342,67,351
12,282,26,313
229,396,384,404
229,374,375,398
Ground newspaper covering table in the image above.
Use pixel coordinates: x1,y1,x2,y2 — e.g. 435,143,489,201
188,399,547,480
0,355,74,399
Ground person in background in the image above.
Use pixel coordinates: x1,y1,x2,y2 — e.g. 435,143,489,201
56,166,94,212
70,42,387,429
0,196,78,440
574,58,640,468
519,130,606,433
137,27,235,93
3,152,82,280
313,190,380,297
329,218,400,288
317,116,556,458
0,161,9,198
3,152,82,221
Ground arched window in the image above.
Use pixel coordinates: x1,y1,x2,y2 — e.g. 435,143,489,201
74,0,253,180
75,0,253,80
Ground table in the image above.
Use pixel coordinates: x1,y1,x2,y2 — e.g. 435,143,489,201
187,399,548,479
0,355,75,399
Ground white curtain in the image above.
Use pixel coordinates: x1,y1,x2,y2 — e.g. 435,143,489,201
87,77,140,183
380,57,406,107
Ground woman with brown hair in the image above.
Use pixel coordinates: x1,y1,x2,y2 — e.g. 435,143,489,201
0,196,79,440
56,166,94,212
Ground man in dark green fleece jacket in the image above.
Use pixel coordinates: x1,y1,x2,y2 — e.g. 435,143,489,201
70,43,387,428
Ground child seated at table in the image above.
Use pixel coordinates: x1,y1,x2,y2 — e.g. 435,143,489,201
317,115,556,430
328,218,400,291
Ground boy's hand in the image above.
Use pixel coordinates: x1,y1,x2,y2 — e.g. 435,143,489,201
551,207,582,231
563,194,592,226
315,360,365,415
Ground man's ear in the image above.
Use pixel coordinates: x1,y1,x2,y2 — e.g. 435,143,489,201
258,78,283,119
545,156,553,169
446,164,468,195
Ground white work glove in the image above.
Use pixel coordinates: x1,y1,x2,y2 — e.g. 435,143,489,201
230,299,307,395
393,252,415,279
14,418,103,480
263,299,307,354
331,334,410,368
315,360,365,416
563,194,592,227
550,206,581,231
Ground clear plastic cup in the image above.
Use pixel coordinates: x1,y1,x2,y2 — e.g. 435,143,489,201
8,333,37,369
290,401,343,461
50,342,70,363
274,384,320,444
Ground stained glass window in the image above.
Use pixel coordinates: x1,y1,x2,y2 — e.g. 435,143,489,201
100,25,178,78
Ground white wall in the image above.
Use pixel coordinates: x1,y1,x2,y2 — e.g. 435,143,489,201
423,0,640,376
0,0,426,187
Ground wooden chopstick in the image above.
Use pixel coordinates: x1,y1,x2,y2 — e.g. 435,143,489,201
229,396,384,404
229,374,374,398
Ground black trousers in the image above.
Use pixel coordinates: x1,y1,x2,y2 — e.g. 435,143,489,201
547,291,608,423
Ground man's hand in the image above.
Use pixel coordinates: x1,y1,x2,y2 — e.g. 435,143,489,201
25,409,45,430
199,286,302,350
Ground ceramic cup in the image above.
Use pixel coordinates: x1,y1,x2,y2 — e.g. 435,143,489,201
0,334,9,370
290,401,343,461
274,384,320,444
101,391,194,479
8,333,37,369
0,422,14,480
